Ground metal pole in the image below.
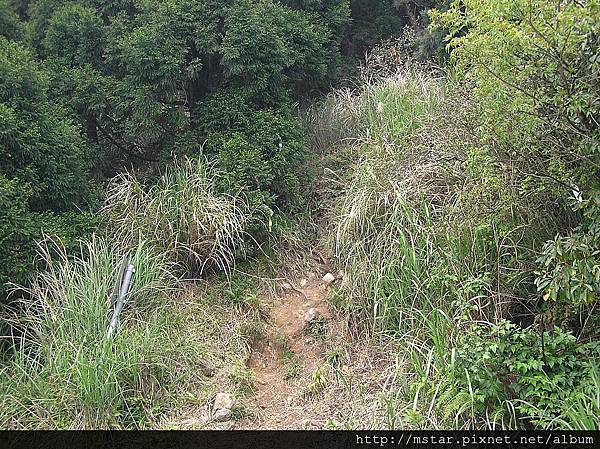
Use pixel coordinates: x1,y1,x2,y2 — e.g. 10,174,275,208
110,257,128,306
107,263,135,339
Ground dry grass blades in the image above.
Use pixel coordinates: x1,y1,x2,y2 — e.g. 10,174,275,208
103,157,249,276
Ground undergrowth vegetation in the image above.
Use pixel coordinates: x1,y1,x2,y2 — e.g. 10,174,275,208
1,0,598,432
0,158,264,428
313,0,600,429
1,238,179,428
0,234,263,429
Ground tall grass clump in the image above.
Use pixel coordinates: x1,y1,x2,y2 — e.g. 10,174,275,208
317,70,475,428
302,87,366,154
330,70,470,330
321,71,488,429
0,237,179,429
316,45,589,426
103,157,249,275
362,71,444,145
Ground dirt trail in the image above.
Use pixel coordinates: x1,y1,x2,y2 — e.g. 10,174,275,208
163,258,395,430
236,267,336,429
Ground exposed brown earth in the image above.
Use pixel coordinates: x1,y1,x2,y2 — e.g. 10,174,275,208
236,270,335,429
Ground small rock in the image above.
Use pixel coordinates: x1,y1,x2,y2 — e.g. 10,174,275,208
304,307,320,323
322,272,335,285
213,392,235,411
299,279,308,287
213,408,232,422
282,282,293,290
301,418,316,428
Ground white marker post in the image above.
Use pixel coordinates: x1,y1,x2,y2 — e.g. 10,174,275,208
107,263,135,339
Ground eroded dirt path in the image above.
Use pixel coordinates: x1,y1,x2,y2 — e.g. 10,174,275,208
235,268,336,429
162,259,399,430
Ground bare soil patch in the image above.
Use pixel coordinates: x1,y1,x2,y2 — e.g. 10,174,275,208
236,268,335,429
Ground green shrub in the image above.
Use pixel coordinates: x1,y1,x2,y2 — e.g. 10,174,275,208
535,193,600,326
0,174,98,300
446,320,600,427
195,90,310,214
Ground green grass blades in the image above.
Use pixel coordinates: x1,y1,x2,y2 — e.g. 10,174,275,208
0,237,178,429
103,157,249,276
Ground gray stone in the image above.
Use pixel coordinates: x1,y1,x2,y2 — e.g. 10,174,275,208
213,392,235,411
299,279,308,287
213,408,232,422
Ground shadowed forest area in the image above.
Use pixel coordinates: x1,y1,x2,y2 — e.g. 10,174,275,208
0,0,599,430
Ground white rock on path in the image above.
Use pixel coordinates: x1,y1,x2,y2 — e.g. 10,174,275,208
322,272,335,285
299,279,308,287
304,307,320,323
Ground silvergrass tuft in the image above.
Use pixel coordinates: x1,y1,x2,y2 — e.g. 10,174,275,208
0,237,179,429
103,157,249,276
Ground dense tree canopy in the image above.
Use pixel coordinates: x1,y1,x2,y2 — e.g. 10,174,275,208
0,0,439,303
24,0,352,166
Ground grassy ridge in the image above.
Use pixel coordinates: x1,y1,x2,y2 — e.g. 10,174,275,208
312,60,600,428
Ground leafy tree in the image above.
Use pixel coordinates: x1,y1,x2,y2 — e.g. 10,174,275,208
281,0,351,91
0,36,98,296
434,0,600,326
0,37,96,211
343,0,406,57
43,3,104,66
435,0,599,188
0,0,23,40
28,0,350,165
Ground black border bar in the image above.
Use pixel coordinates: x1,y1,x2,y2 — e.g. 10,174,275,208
0,431,598,449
